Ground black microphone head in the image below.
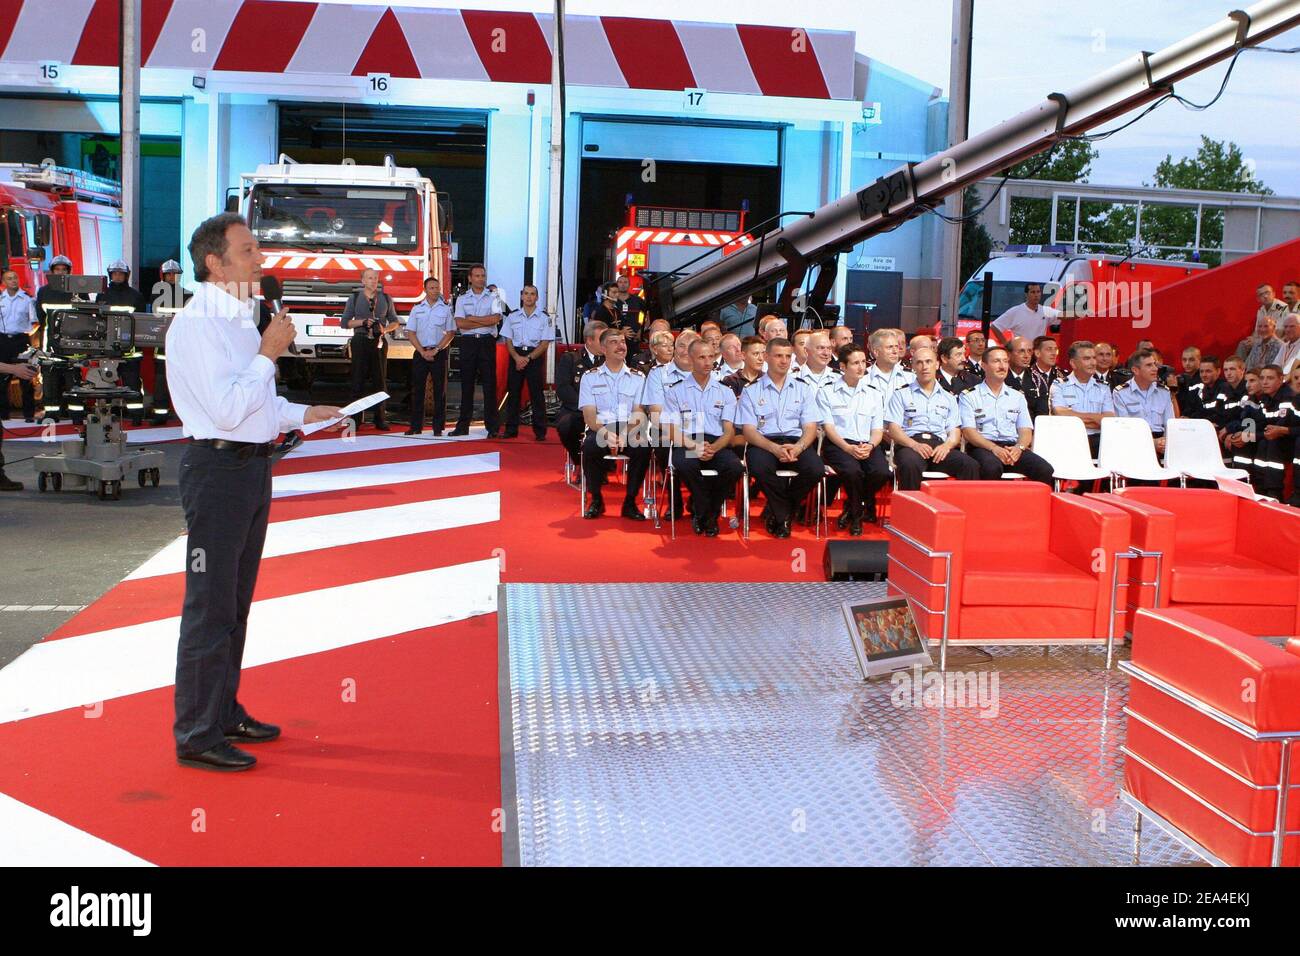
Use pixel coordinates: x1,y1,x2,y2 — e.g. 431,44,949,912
260,275,282,299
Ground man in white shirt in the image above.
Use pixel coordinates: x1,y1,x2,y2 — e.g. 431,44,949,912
167,212,341,773
1277,313,1300,376
990,283,1061,346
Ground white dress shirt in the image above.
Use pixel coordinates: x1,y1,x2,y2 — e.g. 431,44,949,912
165,281,308,442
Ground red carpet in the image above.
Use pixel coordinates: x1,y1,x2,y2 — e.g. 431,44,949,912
0,429,873,865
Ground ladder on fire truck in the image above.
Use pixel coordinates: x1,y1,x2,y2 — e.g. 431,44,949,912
5,163,122,207
652,0,1300,327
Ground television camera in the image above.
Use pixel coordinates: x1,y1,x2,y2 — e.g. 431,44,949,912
23,274,166,500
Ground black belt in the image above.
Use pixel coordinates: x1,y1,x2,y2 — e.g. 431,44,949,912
192,438,275,459
3,331,28,338
911,432,940,441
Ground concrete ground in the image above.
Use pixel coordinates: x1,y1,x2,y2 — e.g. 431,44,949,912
0,374,515,667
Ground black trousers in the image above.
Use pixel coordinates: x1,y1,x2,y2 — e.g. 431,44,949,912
409,350,448,432
823,441,890,519
350,337,388,423
672,439,744,520
582,423,651,508
456,335,498,433
174,443,272,754
505,354,547,437
557,410,584,465
151,353,172,420
893,434,978,490
0,332,35,419
746,436,824,523
969,442,1055,485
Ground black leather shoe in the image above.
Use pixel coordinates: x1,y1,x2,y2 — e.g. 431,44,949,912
866,503,879,524
0,474,21,492
704,518,720,537
776,520,792,539
583,496,605,519
764,514,778,537
691,515,705,535
850,519,864,537
178,741,256,772
621,504,647,521
503,430,518,439
449,428,469,437
432,430,443,437
225,717,281,743
837,511,851,530
404,428,421,436
373,420,391,432
533,432,546,442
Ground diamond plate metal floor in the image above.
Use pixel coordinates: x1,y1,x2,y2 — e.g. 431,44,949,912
501,582,1201,867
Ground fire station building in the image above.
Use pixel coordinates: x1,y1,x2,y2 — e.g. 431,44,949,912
0,0,948,332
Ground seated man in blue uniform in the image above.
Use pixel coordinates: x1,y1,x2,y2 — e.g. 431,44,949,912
885,346,979,490
578,327,651,520
734,337,826,539
661,338,744,536
959,345,1054,485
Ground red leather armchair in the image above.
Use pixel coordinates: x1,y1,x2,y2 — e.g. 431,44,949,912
887,481,1132,668
1121,608,1300,866
1093,488,1300,636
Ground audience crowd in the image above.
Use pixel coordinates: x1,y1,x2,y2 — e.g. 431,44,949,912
560,279,1300,538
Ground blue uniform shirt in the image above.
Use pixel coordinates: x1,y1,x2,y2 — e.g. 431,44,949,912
820,377,885,442
453,288,504,337
642,362,689,409
1050,374,1115,434
406,298,455,349
959,380,1033,443
578,362,646,424
866,362,916,396
1113,380,1175,435
886,380,961,437
734,373,825,438
500,307,555,350
662,373,739,436
0,289,35,335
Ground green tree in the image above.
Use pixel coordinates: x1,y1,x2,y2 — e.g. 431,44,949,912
1006,139,1099,245
1101,137,1271,266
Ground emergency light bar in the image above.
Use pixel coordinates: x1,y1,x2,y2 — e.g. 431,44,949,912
655,0,1300,323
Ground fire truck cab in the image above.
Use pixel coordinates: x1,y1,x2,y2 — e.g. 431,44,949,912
955,245,1207,337
239,155,452,369
0,163,123,292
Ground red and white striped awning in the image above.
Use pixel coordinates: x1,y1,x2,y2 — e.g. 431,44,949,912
0,1,856,100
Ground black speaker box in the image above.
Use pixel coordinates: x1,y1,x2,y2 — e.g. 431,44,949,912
823,539,889,581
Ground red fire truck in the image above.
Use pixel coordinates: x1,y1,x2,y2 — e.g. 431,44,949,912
239,155,452,370
610,205,753,296
0,163,123,290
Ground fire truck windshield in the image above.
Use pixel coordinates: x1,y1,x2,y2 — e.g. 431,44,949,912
248,184,420,252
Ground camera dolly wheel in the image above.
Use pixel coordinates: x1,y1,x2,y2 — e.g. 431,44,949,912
51,472,62,492
37,472,47,492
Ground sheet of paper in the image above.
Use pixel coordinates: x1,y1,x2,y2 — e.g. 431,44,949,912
301,391,389,435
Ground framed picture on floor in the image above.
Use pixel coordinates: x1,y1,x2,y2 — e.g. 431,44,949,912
842,596,931,679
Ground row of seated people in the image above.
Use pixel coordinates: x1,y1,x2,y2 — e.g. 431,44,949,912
564,324,1056,539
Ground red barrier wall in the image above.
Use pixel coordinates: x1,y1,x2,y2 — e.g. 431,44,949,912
1062,236,1300,363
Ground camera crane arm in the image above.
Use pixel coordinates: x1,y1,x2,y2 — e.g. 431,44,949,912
652,0,1300,325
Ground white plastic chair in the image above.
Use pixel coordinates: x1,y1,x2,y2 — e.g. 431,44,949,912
1030,415,1110,491
1097,417,1180,488
1163,418,1250,486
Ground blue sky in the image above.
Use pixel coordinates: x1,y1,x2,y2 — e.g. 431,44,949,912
316,0,1300,196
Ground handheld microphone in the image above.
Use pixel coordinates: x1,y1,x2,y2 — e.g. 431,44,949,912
260,275,297,355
